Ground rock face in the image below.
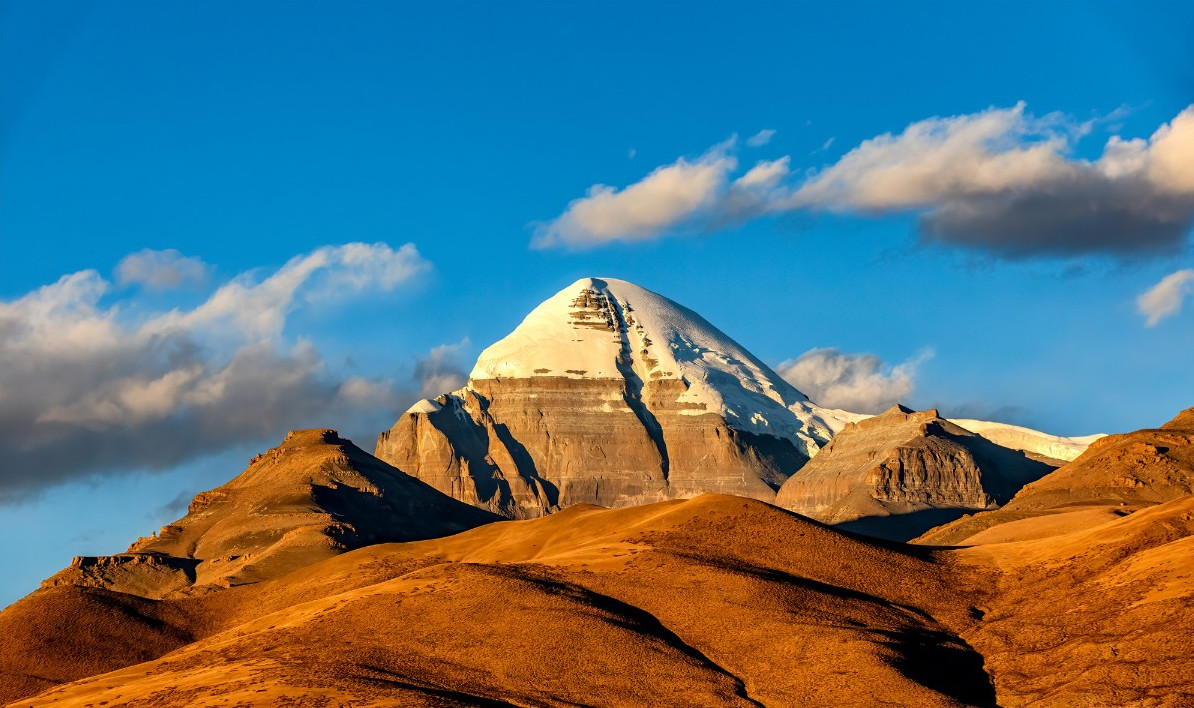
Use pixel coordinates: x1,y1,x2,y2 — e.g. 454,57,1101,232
375,277,858,518
42,429,500,598
774,405,1058,526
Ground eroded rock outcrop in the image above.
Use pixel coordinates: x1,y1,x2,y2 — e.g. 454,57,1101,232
375,278,858,518
774,405,1058,529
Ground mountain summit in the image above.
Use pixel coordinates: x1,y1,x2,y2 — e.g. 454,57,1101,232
469,277,852,445
376,277,859,517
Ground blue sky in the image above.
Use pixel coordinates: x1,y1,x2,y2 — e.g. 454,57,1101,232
2,0,1192,607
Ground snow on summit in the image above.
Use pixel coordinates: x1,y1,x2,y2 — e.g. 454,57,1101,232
469,277,858,447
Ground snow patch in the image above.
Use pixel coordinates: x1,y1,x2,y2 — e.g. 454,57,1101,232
949,418,1105,461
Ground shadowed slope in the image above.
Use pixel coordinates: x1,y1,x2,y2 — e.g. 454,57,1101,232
960,494,1194,707
0,586,198,703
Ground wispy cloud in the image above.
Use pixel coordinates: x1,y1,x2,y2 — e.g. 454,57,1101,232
1137,268,1194,326
776,348,934,413
116,248,209,290
0,242,431,502
532,137,799,249
535,104,1194,259
746,129,776,147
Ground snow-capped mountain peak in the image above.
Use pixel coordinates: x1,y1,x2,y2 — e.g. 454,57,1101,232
469,277,858,450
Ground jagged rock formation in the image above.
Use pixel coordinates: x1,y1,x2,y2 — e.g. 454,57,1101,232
375,277,858,518
774,405,1058,532
41,429,500,598
917,407,1194,545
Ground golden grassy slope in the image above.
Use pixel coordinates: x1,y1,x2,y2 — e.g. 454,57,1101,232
5,495,996,708
958,494,1194,707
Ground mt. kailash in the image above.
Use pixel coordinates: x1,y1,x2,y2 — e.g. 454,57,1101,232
374,277,1097,520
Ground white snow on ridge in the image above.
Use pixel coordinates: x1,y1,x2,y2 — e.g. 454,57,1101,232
405,398,444,415
470,277,858,449
948,418,1105,461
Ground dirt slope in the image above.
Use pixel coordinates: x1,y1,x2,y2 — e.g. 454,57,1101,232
0,429,500,704
39,429,500,599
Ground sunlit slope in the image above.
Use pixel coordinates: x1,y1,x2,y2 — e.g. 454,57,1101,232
959,494,1194,708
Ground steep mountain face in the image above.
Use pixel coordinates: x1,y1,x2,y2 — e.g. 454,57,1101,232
917,407,1194,545
41,429,500,599
375,277,858,518
774,405,1058,534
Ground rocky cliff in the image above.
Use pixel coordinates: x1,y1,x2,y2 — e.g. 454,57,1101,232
774,405,1058,529
375,277,858,518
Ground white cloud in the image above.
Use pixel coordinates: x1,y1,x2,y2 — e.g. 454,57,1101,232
535,104,1194,258
315,242,430,296
776,348,934,414
0,242,431,501
116,249,209,290
1137,269,1194,326
533,139,738,248
733,157,791,191
787,103,1076,210
151,242,430,341
1142,107,1194,193
746,129,776,147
